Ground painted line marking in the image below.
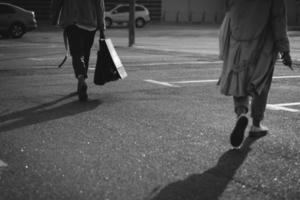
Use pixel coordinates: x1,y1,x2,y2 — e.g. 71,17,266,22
89,61,221,71
28,57,221,67
0,160,8,168
271,102,300,106
144,79,180,87
172,75,300,84
267,103,300,112
26,57,300,66
146,75,300,87
28,57,58,61
130,60,222,67
170,79,218,84
0,43,59,48
273,75,300,79
134,45,218,54
28,55,96,61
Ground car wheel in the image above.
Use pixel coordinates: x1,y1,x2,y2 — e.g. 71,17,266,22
135,18,145,28
105,18,112,28
9,23,25,38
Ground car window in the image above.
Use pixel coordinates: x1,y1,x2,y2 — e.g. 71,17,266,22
105,5,115,11
116,6,129,13
135,6,145,12
0,5,15,15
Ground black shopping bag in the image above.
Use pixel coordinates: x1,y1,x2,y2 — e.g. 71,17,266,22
94,38,127,85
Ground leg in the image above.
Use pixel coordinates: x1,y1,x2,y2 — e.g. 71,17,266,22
233,96,249,117
65,25,86,78
249,84,271,136
230,96,249,148
251,84,271,126
83,30,96,77
249,61,275,136
65,25,88,101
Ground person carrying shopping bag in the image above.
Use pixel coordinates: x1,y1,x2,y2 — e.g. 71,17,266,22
218,0,293,147
51,0,106,101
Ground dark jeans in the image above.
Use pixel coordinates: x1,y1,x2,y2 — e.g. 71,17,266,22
65,25,96,78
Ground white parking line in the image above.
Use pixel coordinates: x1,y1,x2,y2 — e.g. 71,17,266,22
267,103,300,112
129,60,222,67
270,102,300,106
28,57,222,67
28,57,58,61
144,79,180,87
0,43,59,48
145,75,300,87
0,160,8,168
170,79,218,84
273,75,300,79
134,45,219,54
145,76,300,113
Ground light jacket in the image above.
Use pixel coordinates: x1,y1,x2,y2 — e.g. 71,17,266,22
223,0,289,52
51,0,105,30
218,0,290,97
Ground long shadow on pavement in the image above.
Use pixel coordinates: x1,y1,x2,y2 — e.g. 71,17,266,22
147,137,263,200
0,93,102,133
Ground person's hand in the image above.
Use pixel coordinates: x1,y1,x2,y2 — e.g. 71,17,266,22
100,30,105,39
281,51,293,70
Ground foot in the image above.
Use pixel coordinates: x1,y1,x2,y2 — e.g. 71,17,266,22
230,114,248,148
78,76,88,102
249,125,269,137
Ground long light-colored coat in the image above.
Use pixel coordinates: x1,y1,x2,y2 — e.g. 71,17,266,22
218,0,290,97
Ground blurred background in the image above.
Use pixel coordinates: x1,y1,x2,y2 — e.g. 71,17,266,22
2,0,300,26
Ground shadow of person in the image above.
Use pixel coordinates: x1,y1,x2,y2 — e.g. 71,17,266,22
0,93,102,133
147,137,263,200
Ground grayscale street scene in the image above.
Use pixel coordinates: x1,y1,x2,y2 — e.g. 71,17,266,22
0,0,300,200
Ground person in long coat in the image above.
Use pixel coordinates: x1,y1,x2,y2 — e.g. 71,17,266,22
51,0,106,101
218,0,292,147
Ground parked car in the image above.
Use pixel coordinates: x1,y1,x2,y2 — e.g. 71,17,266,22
0,3,37,38
105,4,151,28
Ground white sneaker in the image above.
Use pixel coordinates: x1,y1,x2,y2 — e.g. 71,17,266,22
249,125,269,137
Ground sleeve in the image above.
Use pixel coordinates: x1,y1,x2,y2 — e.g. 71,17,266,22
50,0,63,25
271,0,290,52
96,0,106,30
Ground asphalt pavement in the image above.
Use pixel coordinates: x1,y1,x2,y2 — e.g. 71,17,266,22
0,24,299,200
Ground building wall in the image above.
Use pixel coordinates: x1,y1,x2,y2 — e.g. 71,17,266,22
2,0,299,25
162,0,224,23
162,0,299,25
287,0,300,25
2,0,162,21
